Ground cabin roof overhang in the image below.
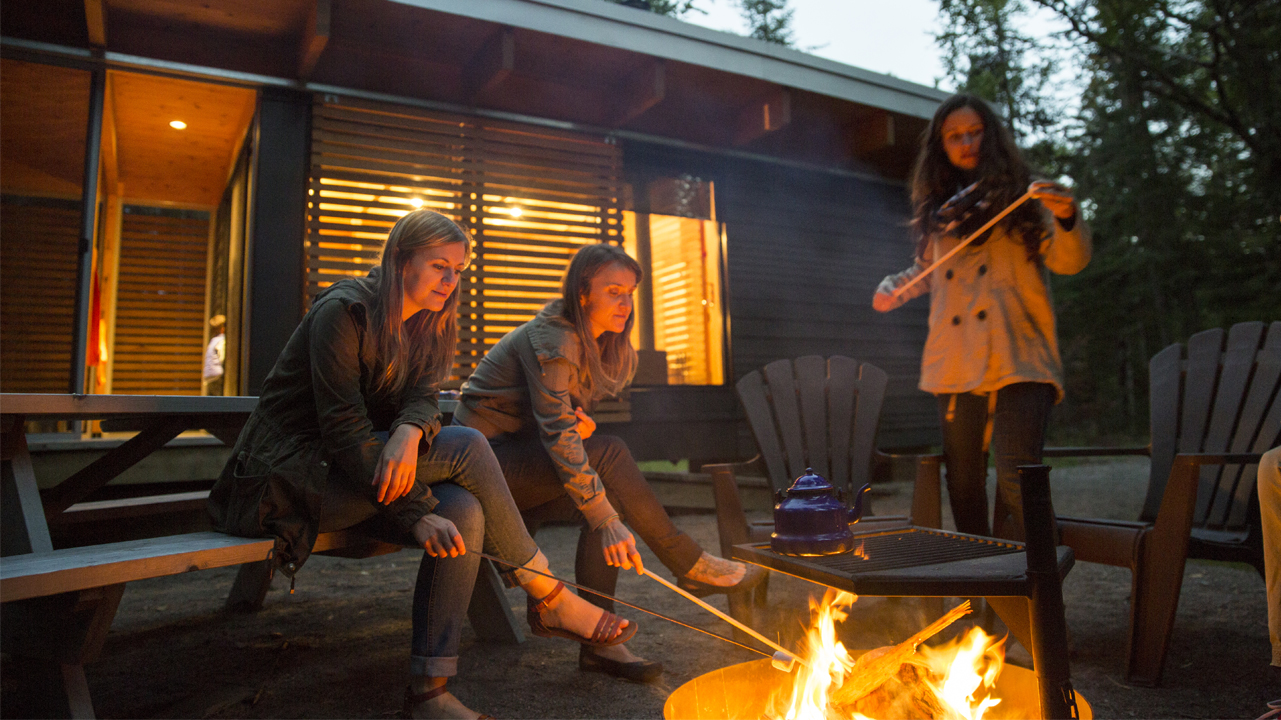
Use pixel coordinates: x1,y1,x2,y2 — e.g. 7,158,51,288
2,0,947,179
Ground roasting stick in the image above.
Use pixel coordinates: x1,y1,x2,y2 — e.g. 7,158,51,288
642,568,808,670
828,600,973,706
890,187,1037,301
474,551,785,664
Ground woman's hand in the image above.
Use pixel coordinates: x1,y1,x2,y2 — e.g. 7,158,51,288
599,518,644,574
872,291,895,313
412,513,466,558
373,424,424,504
574,407,596,440
872,275,898,313
1029,180,1077,219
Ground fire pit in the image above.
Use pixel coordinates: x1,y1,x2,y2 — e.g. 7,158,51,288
664,657,1094,720
724,465,1080,719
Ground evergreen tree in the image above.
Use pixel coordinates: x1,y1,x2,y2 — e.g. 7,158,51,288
739,0,796,46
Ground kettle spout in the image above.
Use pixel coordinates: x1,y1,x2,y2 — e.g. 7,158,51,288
847,483,873,524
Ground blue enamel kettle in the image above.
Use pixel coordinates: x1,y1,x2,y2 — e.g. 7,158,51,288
770,468,871,556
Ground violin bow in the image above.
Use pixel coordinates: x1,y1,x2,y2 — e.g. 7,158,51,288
889,185,1038,301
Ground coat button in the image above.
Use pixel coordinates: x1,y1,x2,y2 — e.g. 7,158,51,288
977,310,987,320
320,460,328,467
978,264,987,275
952,315,961,325
945,269,954,280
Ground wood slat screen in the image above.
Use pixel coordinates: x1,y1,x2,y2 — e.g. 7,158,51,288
111,208,210,394
307,95,625,386
0,196,81,392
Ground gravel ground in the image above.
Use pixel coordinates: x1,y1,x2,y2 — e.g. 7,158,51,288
20,458,1276,719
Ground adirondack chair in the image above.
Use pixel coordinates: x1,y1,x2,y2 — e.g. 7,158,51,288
1018,321,1278,686
704,355,943,625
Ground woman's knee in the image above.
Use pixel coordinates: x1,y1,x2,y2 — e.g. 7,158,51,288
433,424,489,454
586,434,634,469
430,484,484,544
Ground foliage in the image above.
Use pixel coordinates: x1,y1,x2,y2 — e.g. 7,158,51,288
935,0,1281,442
606,0,704,17
738,0,796,46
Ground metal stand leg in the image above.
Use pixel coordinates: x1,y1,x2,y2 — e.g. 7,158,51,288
1019,464,1078,720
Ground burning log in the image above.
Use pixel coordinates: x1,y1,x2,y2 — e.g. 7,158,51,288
827,600,973,706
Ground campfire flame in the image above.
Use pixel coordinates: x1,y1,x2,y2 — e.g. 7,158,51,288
770,593,1006,720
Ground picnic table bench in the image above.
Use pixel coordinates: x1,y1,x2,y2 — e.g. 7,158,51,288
0,392,518,719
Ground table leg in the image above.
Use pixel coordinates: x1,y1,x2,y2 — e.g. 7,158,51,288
1,419,54,556
1020,465,1078,720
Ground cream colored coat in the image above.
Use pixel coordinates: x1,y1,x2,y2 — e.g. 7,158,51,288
877,207,1091,401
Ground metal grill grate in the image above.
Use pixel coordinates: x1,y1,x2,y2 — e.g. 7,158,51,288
752,528,1022,576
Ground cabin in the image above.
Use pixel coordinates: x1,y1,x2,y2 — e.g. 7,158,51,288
0,0,947,471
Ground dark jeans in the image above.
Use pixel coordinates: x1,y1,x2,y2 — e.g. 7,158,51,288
937,382,1057,540
487,433,704,612
318,425,545,677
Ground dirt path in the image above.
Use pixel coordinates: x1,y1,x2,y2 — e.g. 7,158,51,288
20,458,1276,718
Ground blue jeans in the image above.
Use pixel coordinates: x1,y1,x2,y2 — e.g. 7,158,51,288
937,382,1057,540
318,425,548,678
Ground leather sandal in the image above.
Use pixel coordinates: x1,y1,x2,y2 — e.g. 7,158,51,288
676,562,766,598
527,581,637,647
579,645,663,683
403,685,495,720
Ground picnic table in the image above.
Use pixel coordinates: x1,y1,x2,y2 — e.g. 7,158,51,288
0,392,472,719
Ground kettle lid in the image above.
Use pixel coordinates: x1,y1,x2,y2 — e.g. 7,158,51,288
787,468,833,494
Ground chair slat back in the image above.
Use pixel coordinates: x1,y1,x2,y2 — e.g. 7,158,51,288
736,370,790,491
1198,322,1266,524
762,359,808,482
795,356,831,480
735,355,887,495
1143,321,1281,529
1143,343,1184,521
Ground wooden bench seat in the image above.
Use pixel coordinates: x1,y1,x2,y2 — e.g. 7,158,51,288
0,531,273,603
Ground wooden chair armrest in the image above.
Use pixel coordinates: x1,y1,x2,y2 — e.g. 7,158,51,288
1172,452,1265,466
1042,446,1151,458
701,455,765,476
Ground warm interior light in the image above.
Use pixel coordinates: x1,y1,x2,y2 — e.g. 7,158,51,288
412,198,424,208
509,206,523,218
169,120,187,129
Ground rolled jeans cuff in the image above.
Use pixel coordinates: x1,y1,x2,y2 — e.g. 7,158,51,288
501,548,550,588
410,655,458,678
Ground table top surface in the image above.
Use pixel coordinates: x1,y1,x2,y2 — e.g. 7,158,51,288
0,393,459,418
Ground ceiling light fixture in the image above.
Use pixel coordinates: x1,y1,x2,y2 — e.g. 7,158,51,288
169,120,187,130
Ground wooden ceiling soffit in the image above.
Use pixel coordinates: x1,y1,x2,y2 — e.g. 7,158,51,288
464,27,515,101
611,60,664,127
298,0,331,81
84,0,107,47
734,89,791,146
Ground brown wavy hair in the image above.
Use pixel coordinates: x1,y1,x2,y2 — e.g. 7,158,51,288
910,94,1046,262
369,210,472,396
558,244,641,401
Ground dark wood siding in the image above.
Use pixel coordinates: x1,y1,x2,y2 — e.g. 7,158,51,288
0,196,81,393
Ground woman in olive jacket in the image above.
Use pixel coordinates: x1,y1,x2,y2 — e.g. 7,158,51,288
457,243,765,683
208,211,635,719
873,94,1091,541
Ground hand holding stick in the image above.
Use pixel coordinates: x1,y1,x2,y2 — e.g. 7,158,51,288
889,186,1037,301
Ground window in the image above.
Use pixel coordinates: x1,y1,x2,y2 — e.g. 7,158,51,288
623,176,726,385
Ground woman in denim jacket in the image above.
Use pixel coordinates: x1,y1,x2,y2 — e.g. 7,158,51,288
209,211,635,719
873,94,1091,540
457,243,765,683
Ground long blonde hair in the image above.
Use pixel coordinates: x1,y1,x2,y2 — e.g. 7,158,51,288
370,210,472,396
558,244,641,401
